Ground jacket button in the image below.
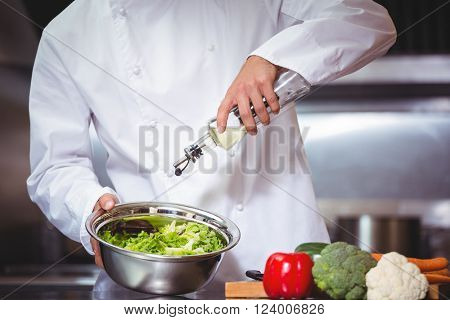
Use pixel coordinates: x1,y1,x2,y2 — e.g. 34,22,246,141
207,44,215,52
235,203,243,211
133,66,141,76
119,8,127,17
149,120,157,128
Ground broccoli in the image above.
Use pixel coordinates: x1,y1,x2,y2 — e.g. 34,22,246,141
312,242,377,300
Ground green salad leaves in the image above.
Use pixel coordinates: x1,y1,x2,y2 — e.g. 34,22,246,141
99,220,225,256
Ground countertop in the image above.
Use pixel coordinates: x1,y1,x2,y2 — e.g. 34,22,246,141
0,269,226,300
0,286,225,300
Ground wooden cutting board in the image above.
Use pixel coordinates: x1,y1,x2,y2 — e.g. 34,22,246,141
225,281,449,300
225,281,267,299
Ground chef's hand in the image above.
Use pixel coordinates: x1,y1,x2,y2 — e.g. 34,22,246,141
90,193,118,269
217,55,280,135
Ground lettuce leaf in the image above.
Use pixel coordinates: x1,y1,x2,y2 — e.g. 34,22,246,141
98,220,224,256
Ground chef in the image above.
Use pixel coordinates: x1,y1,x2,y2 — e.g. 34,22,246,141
27,0,396,288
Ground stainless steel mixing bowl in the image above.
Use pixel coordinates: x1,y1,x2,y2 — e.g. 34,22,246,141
86,202,240,295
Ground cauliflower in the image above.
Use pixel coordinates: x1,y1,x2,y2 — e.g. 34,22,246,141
312,242,377,300
366,252,429,300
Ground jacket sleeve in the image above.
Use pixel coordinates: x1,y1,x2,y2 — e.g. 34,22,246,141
252,0,397,85
27,32,118,254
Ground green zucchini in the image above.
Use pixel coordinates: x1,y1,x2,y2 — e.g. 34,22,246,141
294,242,328,260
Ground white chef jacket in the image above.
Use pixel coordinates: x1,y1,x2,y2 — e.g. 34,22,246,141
27,0,396,282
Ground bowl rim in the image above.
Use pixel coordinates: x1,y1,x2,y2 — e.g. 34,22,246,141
85,201,241,262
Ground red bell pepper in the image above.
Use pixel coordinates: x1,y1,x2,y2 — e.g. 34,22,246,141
263,252,313,299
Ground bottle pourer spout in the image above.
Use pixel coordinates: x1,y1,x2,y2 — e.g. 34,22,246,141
173,143,205,176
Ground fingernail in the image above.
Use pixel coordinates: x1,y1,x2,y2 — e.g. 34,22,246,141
217,126,225,134
105,200,114,209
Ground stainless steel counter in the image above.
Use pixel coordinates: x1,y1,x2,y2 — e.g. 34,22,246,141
0,267,225,300
0,286,225,300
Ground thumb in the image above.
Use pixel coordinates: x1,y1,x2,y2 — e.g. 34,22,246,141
98,193,117,211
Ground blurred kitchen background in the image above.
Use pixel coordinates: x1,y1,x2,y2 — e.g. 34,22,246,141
0,0,449,298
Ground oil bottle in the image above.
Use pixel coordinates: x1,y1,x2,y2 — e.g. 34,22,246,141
173,69,311,176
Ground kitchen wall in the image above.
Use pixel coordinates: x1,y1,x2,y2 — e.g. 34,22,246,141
298,55,450,258
0,0,89,266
